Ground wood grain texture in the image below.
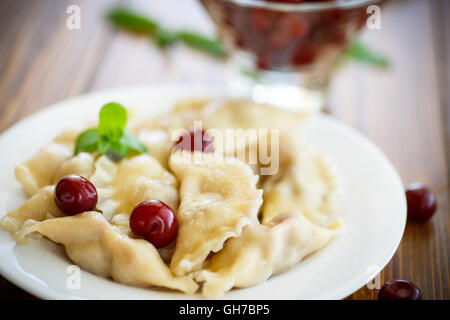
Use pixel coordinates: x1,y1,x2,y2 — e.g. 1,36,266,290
0,0,119,131
0,0,448,300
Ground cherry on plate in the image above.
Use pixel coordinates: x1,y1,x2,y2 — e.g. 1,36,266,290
405,183,437,223
173,128,214,152
378,280,422,300
129,200,178,248
54,174,98,215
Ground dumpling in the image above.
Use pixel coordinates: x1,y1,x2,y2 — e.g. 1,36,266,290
2,152,178,236
52,152,96,184
0,186,63,233
136,129,172,169
141,98,305,133
14,128,82,196
113,154,178,214
90,154,179,220
15,211,198,294
15,144,71,196
132,99,306,169
195,214,343,298
200,99,306,133
180,99,305,174
261,145,341,226
131,99,211,167
169,151,263,276
133,99,212,136
110,213,175,264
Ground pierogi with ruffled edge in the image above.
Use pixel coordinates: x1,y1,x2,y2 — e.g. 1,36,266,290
1,99,343,298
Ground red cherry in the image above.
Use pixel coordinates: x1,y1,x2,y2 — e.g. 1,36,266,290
292,42,319,66
54,174,98,215
281,14,310,38
325,8,347,24
249,9,272,31
378,280,422,300
405,183,437,223
257,52,273,70
268,13,310,49
173,128,214,152
268,31,291,49
129,200,178,248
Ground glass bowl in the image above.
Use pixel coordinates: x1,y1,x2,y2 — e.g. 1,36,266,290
201,0,381,112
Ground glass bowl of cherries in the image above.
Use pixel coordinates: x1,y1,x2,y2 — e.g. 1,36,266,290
201,0,381,112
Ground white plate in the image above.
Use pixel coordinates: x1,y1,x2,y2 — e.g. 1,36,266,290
0,85,406,300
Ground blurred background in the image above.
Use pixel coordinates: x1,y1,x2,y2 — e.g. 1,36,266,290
0,0,448,299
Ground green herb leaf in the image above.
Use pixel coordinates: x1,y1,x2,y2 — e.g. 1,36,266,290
74,102,147,161
122,130,148,154
106,8,227,59
107,8,159,34
155,27,179,47
344,40,389,68
177,31,227,58
99,137,128,161
240,68,261,81
98,137,111,155
98,102,127,138
74,128,100,155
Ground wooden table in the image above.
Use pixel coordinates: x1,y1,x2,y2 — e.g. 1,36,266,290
0,0,448,300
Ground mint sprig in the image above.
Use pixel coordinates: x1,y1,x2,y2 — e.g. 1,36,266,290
74,129,100,154
176,30,226,57
341,40,389,68
106,9,158,34
98,102,127,138
106,8,226,58
74,102,147,161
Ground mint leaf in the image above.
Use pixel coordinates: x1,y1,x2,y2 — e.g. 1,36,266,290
74,102,147,161
344,41,389,68
122,130,148,154
98,137,111,155
98,102,127,138
99,138,128,162
240,68,261,81
155,28,179,47
107,8,159,34
177,31,226,58
106,8,227,59
74,128,100,155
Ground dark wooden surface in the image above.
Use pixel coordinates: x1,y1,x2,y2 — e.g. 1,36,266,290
0,0,448,300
